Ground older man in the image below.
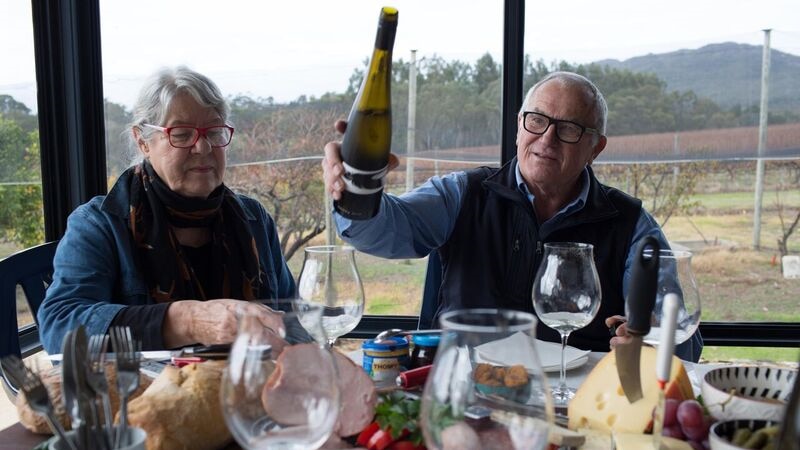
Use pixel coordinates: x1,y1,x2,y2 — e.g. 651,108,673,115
322,71,701,361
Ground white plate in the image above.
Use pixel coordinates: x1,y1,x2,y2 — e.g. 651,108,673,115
542,354,589,372
476,332,590,373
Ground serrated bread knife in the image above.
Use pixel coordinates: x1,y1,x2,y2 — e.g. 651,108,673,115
616,236,660,403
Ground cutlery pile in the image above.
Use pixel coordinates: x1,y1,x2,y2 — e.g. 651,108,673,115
1,325,141,450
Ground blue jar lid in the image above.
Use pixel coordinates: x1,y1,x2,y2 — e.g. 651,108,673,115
412,333,440,347
362,336,409,350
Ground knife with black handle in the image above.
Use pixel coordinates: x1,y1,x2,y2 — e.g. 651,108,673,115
615,235,660,403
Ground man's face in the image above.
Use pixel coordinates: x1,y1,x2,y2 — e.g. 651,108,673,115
515,80,606,195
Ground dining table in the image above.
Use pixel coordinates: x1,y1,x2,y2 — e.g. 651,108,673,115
0,349,728,450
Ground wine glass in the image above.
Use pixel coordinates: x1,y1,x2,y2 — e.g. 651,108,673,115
419,308,554,450
641,249,702,346
297,245,365,348
221,300,341,450
532,242,601,405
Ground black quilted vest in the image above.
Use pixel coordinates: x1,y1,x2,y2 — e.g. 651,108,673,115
435,158,642,352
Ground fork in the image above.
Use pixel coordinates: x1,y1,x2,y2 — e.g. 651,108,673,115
0,355,76,450
109,327,140,449
87,334,114,449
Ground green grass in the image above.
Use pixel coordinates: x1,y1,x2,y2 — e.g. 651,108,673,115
701,346,800,364
689,189,800,210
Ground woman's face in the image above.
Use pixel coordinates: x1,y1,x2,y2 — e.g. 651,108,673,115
136,92,227,198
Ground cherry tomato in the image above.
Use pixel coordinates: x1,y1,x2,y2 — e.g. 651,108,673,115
367,429,396,450
356,422,381,447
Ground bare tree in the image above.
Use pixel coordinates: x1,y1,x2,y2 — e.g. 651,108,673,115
601,161,705,228
227,106,342,261
775,189,800,256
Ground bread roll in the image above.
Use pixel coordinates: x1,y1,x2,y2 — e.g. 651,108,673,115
126,361,231,450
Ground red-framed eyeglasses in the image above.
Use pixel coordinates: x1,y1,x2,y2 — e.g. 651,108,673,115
142,124,235,148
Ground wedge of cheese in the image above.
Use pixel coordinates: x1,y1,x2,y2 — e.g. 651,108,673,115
567,347,694,433
613,433,693,450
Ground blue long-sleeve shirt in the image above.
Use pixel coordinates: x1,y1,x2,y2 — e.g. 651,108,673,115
334,163,703,361
336,164,668,301
38,172,296,353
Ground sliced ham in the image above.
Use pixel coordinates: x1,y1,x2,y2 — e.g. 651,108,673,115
332,350,378,437
260,345,376,437
261,343,337,425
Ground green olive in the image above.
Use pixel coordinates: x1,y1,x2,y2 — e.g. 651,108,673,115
741,428,772,449
731,427,752,446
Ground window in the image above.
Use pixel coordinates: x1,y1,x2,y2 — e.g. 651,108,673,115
525,1,800,361
0,0,45,328
100,0,503,317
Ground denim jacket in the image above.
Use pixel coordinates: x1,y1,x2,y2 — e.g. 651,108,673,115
37,175,296,354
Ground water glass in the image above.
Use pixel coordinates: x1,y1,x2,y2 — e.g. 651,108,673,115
221,300,340,450
420,308,554,450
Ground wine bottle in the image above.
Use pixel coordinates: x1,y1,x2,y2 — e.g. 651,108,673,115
334,6,398,220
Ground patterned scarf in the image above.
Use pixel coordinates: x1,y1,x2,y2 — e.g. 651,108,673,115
127,160,264,302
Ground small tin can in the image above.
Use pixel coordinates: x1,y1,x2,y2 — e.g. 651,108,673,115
362,336,410,385
410,333,440,369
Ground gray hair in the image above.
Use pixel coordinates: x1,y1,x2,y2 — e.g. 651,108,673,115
520,71,608,136
126,66,230,164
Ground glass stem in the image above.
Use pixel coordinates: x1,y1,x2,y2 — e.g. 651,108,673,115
559,332,570,392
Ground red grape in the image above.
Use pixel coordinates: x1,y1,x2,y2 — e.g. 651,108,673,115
662,424,685,440
663,398,679,427
677,400,709,441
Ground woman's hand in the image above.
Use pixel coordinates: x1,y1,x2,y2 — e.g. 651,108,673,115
163,299,285,348
322,120,399,201
605,315,632,349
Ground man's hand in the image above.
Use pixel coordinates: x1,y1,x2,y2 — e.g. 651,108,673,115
163,299,285,348
322,120,400,201
605,315,632,348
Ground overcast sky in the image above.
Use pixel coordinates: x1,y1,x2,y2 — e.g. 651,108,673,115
2,0,799,113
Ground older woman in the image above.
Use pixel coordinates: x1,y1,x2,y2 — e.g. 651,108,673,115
38,66,294,353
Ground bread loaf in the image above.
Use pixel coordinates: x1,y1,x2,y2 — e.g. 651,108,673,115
15,362,151,434
126,360,231,450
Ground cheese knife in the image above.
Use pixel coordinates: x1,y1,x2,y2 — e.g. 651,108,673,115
616,236,660,403
653,293,680,449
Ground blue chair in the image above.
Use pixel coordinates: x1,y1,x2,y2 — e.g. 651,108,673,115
0,240,59,399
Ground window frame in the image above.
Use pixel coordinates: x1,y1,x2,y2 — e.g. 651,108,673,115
29,0,799,347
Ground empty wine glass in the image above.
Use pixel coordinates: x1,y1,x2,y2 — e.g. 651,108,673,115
297,245,365,348
221,300,340,450
419,309,554,450
532,242,601,405
641,248,702,346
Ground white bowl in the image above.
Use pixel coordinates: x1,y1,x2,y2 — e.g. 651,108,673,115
701,365,796,421
708,419,780,450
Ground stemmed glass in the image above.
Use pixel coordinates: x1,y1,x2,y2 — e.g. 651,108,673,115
221,300,340,450
297,245,365,348
532,242,601,405
419,309,554,450
642,249,702,346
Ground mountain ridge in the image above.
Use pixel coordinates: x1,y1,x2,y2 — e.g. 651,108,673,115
594,42,800,111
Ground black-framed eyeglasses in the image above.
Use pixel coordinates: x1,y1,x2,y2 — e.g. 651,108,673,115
521,111,600,144
142,124,235,148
